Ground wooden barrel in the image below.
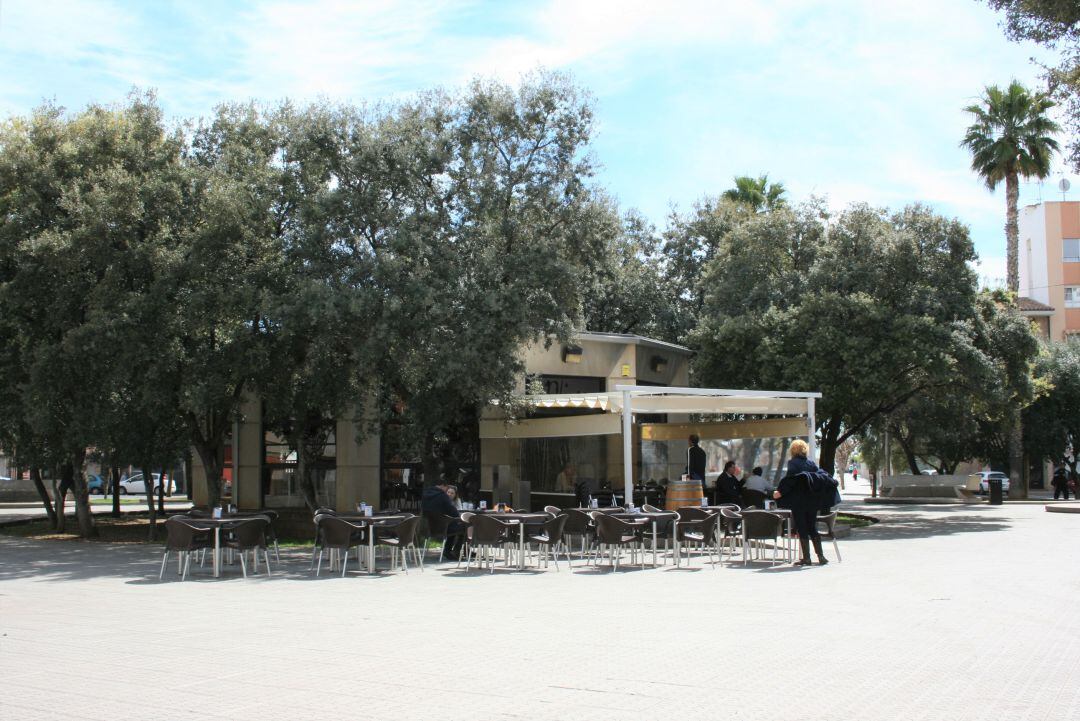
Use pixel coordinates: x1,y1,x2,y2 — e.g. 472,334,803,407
665,479,704,511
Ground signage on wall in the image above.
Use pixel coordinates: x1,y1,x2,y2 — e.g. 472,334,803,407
621,364,631,377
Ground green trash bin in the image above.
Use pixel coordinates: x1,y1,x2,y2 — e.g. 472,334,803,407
988,478,1004,505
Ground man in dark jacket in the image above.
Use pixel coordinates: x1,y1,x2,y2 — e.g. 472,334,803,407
686,434,707,493
421,481,464,561
715,460,743,505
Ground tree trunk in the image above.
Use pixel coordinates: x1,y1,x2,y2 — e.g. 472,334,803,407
142,464,157,541
772,439,790,481
110,464,121,518
52,468,65,532
68,451,96,538
30,467,58,527
422,432,440,486
193,442,223,509
1005,171,1020,294
817,418,841,475
1008,417,1026,499
894,431,922,475
157,466,165,515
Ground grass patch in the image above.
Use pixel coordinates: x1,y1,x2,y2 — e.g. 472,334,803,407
837,514,876,529
0,514,169,543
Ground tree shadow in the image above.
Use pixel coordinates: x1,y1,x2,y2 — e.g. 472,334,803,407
843,513,1010,541
0,536,424,584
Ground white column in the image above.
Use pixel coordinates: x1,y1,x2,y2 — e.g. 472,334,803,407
622,390,633,507
807,397,817,464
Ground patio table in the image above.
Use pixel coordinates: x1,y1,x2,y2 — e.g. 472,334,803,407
333,514,410,574
470,512,549,570
609,511,677,566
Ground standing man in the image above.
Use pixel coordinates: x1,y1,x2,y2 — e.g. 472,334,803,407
686,434,707,493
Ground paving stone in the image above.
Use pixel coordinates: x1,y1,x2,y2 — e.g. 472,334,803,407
1,501,1078,721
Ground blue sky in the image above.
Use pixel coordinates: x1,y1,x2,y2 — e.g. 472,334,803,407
2,0,1075,285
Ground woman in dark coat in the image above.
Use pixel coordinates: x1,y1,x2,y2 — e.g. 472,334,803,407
774,439,835,565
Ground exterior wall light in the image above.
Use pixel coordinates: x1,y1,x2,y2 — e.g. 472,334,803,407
562,345,584,363
650,355,668,373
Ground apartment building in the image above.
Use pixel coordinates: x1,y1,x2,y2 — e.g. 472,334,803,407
1018,200,1080,340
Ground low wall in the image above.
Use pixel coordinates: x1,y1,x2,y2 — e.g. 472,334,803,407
880,474,969,498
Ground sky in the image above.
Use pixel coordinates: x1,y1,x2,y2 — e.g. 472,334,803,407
1,0,1076,287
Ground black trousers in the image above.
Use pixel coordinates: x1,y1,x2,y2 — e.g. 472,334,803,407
792,509,820,540
1054,485,1071,500
444,520,467,557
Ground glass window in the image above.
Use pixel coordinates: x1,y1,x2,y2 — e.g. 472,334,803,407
1064,238,1080,262
1067,287,1080,308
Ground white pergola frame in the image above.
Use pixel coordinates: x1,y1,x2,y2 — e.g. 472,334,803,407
500,385,822,504
613,386,820,505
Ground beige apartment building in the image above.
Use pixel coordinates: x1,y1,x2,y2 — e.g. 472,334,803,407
1018,200,1080,340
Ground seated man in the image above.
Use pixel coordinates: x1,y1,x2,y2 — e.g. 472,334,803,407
714,460,743,505
743,466,771,494
421,480,465,561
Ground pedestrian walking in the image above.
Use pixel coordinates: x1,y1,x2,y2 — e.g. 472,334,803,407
1051,466,1071,500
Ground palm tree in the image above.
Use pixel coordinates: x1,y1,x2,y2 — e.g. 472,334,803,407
961,81,1060,294
722,174,786,212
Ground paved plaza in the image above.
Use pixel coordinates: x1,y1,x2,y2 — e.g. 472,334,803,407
1,499,1079,721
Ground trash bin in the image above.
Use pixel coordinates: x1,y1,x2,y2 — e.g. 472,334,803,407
988,478,1004,505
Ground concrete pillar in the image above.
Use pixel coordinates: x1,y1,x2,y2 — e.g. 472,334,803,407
234,395,263,510
335,404,380,512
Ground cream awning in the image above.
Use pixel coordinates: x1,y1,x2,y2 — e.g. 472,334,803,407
517,386,819,416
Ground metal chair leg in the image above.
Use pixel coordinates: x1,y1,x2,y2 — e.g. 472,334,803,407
160,551,169,581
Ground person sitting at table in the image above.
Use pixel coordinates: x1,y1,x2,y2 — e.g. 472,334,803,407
555,462,578,492
421,479,465,561
743,466,771,494
714,460,742,505
445,484,462,510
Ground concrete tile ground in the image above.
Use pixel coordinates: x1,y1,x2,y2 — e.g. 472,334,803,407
1,500,1078,721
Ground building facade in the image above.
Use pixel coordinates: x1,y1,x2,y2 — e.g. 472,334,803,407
1018,200,1080,340
191,332,695,511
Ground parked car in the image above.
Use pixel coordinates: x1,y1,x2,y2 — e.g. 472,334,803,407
86,474,106,494
974,471,1010,494
117,472,174,495
920,469,938,475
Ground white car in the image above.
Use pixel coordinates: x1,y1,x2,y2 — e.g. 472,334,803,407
118,472,174,495
975,471,1010,495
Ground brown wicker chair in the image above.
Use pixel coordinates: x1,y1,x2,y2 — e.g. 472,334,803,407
313,514,367,577
223,516,272,578
465,513,512,573
527,513,571,570
160,517,213,581
740,510,785,566
817,511,842,562
374,515,422,573
590,512,641,571
674,512,720,567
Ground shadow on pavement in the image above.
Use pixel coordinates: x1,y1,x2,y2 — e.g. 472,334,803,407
845,513,1010,541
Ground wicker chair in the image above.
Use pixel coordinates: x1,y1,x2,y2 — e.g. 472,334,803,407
465,514,512,573
817,511,843,562
222,516,272,578
590,512,641,571
374,515,423,573
740,511,785,566
527,514,571,570
160,517,213,581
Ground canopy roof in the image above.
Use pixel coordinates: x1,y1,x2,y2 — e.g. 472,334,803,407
521,385,821,416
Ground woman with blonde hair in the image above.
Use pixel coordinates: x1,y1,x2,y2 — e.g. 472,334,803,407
773,438,833,566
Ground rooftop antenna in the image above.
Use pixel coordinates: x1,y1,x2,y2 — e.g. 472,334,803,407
1060,178,1071,201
